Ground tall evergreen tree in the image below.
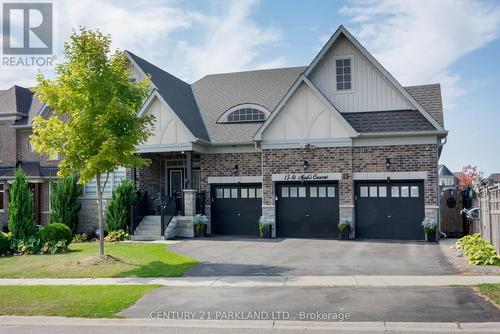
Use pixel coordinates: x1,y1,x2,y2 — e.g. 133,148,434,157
49,174,82,233
8,169,36,239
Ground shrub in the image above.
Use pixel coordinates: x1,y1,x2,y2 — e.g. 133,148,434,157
456,234,500,266
39,223,73,246
10,236,41,255
49,175,82,233
104,229,128,242
106,180,136,231
8,169,36,239
72,233,88,243
41,240,68,254
0,233,10,255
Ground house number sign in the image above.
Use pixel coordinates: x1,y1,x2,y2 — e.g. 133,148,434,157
272,173,341,182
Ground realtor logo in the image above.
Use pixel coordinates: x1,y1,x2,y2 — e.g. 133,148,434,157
1,2,56,68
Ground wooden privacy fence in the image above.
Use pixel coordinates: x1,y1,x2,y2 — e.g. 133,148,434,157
478,185,500,253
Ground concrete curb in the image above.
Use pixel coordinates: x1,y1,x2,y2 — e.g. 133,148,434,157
1,316,499,332
0,275,499,287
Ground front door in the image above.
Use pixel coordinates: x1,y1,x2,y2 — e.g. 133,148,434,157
169,169,183,212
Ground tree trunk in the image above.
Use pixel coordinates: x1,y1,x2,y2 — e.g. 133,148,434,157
96,176,105,257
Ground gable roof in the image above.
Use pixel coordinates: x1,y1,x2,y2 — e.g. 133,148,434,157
192,66,305,144
125,51,210,142
305,25,445,132
438,165,455,177
253,74,359,141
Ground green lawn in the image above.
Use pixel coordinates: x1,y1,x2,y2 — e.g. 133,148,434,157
0,285,159,318
0,242,198,278
477,284,500,305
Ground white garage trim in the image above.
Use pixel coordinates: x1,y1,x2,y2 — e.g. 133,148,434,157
353,172,428,180
207,176,262,184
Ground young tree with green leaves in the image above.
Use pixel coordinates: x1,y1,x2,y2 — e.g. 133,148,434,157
8,169,36,239
49,174,82,233
31,28,154,257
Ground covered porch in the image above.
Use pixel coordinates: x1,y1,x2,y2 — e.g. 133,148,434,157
129,151,206,239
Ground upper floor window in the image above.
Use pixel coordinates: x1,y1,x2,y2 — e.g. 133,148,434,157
217,104,270,124
336,58,352,91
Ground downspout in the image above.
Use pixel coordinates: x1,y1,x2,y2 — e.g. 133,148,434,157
437,136,447,238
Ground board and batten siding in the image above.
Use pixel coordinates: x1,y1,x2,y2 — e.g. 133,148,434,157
262,82,352,142
142,97,190,145
310,35,413,113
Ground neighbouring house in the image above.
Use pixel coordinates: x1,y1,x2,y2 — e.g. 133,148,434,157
486,173,500,187
0,88,126,231
438,165,458,190
0,25,447,240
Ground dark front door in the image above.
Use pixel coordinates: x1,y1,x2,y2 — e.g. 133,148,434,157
169,169,183,213
276,183,339,238
355,181,425,240
211,184,262,235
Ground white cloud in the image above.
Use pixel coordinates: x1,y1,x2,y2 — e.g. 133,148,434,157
340,0,500,108
178,0,284,79
0,0,285,88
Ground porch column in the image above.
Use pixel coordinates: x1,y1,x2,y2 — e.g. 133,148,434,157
185,151,193,189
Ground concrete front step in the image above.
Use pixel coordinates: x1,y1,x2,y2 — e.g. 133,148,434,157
130,235,164,241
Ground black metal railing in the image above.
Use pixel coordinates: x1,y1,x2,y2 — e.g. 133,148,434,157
160,195,177,236
196,191,206,215
130,190,148,235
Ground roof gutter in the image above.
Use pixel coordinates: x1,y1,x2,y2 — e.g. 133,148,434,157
357,130,448,138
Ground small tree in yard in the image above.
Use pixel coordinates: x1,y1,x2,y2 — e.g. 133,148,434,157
106,180,136,232
31,28,153,257
8,169,36,239
50,174,82,234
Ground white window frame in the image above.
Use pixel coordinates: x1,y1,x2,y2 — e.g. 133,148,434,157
216,103,271,124
334,55,354,93
82,167,126,198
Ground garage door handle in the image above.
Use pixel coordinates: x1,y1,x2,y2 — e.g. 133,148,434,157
237,213,241,216
387,215,391,218
306,214,310,218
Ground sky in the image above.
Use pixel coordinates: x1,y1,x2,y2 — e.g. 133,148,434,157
1,0,499,176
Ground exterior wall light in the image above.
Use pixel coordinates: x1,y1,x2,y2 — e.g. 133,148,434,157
303,160,309,172
233,164,239,175
385,158,391,169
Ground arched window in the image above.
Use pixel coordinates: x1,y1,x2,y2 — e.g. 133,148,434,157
218,104,270,123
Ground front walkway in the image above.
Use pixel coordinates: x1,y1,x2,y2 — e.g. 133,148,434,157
1,275,499,287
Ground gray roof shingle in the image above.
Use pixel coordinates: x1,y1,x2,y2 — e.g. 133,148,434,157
404,84,444,127
342,110,436,133
192,67,306,143
0,85,33,116
126,51,210,142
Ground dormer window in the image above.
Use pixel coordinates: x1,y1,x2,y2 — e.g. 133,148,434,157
218,104,270,123
336,57,352,91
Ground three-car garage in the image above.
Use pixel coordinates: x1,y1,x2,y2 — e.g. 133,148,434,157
210,178,426,240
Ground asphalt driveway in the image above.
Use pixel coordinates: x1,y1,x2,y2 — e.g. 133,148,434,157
169,237,458,276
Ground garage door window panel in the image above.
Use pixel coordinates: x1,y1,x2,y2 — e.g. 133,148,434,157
391,186,399,198
290,187,298,198
256,188,262,198
401,186,409,198
318,187,326,197
241,188,248,198
369,186,378,197
231,188,238,198
327,187,336,197
379,187,387,197
360,186,369,197
282,187,289,198
410,186,419,198
310,187,318,197
298,187,306,197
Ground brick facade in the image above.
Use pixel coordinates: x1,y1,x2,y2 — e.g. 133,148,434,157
200,152,262,204
353,144,438,206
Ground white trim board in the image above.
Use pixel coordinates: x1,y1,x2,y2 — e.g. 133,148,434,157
207,176,262,184
353,172,428,180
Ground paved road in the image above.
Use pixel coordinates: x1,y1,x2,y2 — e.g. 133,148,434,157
121,286,500,322
170,237,457,276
